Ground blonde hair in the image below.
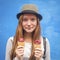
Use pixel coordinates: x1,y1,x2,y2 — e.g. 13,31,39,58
10,15,41,60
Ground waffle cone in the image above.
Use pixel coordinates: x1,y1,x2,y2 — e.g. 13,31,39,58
17,42,24,46
34,44,41,48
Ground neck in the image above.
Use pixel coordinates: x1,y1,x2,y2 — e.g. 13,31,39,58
24,32,32,43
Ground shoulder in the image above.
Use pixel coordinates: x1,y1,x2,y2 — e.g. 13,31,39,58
6,36,14,46
8,36,14,40
45,38,50,45
42,37,50,44
43,37,50,49
7,36,14,42
6,36,14,51
41,36,50,48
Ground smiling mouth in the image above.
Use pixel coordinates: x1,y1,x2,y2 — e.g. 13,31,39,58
26,27,33,30
27,28,32,29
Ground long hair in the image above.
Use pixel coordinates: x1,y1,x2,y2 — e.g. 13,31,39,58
10,15,41,60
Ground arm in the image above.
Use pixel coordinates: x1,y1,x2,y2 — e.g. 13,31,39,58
5,37,13,60
45,38,50,60
5,37,20,60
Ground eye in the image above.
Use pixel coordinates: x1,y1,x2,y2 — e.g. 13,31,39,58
23,18,28,21
31,18,36,21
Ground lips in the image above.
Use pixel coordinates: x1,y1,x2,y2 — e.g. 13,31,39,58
25,27,33,29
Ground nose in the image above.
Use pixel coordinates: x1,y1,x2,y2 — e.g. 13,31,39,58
27,20,31,26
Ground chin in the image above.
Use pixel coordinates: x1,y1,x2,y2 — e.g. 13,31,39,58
25,30,34,33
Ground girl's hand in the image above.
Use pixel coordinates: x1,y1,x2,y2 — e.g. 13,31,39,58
15,46,24,58
34,48,43,59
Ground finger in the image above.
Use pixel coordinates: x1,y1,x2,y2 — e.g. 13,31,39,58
16,50,24,56
34,53,42,58
15,48,24,54
17,46,24,49
34,50,42,54
18,51,24,54
17,52,24,56
35,48,42,51
35,53,42,56
17,48,24,51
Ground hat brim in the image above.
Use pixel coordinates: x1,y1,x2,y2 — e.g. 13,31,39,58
17,10,42,21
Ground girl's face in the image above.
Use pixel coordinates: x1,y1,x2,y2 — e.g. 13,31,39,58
22,14,37,33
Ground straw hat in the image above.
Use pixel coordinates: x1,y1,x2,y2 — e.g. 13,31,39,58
17,4,42,21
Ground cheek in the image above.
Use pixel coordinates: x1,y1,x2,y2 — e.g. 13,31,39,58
22,22,24,28
35,22,37,29
22,22,26,26
22,22,27,29
34,21,37,26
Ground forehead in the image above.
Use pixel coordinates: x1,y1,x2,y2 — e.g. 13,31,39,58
23,14,37,18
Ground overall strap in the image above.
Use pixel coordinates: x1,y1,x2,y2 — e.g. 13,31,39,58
43,37,46,59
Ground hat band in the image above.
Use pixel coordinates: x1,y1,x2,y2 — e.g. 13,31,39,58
21,10,38,14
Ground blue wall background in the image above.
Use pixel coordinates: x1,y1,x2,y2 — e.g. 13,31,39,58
0,0,60,60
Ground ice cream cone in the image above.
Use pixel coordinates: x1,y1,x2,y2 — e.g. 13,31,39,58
34,40,41,49
17,38,24,46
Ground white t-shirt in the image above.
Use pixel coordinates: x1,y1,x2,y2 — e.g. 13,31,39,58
5,36,50,60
